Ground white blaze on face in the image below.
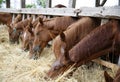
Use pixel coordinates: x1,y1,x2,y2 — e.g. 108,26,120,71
60,46,65,55
23,32,27,39
32,28,34,32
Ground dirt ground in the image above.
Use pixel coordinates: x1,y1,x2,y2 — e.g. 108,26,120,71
0,25,115,82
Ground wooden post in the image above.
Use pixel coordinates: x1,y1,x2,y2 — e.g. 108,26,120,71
68,0,76,8
22,14,25,21
12,14,15,23
21,0,25,8
45,0,51,8
27,14,30,19
6,0,10,8
92,59,119,72
32,15,36,22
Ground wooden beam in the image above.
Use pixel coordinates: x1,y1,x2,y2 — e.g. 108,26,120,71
92,59,120,71
21,0,25,8
68,0,76,8
45,0,51,8
6,0,10,8
0,6,120,19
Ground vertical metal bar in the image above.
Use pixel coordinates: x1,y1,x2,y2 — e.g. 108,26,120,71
68,0,76,8
45,0,52,8
6,0,10,8
21,0,26,8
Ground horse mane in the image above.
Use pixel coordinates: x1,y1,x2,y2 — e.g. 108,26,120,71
61,17,101,50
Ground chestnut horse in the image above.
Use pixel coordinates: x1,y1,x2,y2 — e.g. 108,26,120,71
0,12,12,26
21,22,34,51
31,16,79,59
104,68,120,82
9,17,33,44
8,14,22,43
47,17,101,78
69,19,120,63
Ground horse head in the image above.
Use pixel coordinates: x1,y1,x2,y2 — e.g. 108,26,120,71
47,32,71,78
32,18,53,59
22,22,34,51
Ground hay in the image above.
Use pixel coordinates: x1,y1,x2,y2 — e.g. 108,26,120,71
0,25,116,82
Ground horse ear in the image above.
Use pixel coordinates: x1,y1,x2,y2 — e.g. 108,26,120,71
60,32,66,42
104,71,114,82
28,21,33,28
39,17,43,25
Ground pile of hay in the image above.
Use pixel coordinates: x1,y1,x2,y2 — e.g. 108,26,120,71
0,25,115,82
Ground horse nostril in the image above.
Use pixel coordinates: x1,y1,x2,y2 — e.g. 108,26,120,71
33,46,40,52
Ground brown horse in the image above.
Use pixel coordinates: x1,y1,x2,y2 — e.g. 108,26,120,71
32,16,79,59
9,17,33,44
8,14,22,43
104,68,120,82
0,12,12,26
21,22,34,51
69,19,120,63
47,17,101,78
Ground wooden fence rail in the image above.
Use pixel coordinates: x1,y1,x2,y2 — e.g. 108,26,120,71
0,6,120,19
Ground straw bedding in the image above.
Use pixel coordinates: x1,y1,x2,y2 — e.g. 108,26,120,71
0,25,115,82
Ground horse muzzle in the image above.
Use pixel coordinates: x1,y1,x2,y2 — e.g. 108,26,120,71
33,45,41,52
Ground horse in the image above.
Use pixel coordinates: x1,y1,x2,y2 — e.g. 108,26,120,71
21,22,34,51
104,68,120,82
31,16,79,59
0,12,12,26
47,17,101,78
9,17,33,44
8,14,22,43
32,15,46,28
69,19,120,63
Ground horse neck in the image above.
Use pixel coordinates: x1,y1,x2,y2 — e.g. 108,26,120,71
54,16,78,31
64,17,98,50
72,21,117,61
43,19,55,30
